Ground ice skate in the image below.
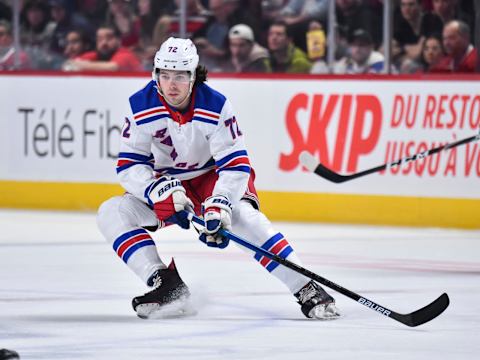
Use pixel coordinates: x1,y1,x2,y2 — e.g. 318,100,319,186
132,259,195,319
295,281,340,320
0,349,20,360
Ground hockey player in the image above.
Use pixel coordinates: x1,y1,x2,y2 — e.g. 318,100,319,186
97,37,340,320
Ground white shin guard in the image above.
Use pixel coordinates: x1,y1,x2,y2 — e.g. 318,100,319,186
231,201,310,294
97,194,166,284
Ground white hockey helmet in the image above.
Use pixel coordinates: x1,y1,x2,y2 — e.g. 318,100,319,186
152,37,199,81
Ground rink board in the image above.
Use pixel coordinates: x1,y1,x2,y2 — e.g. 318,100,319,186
0,73,479,228
0,181,478,229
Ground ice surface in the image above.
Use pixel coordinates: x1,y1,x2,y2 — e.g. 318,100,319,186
0,209,479,359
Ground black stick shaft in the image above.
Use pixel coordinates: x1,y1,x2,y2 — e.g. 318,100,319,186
183,211,449,327
314,131,480,183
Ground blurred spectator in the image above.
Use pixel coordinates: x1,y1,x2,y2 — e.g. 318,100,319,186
245,0,263,24
431,20,477,72
419,33,445,71
431,0,470,25
333,28,385,74
422,0,433,11
0,2,12,21
75,0,108,28
153,0,210,45
308,20,330,74
262,0,289,21
399,57,423,73
106,0,141,48
432,0,458,23
223,23,271,72
222,0,261,36
137,0,172,48
0,19,31,70
336,0,383,49
431,0,474,38
21,0,59,69
267,20,311,73
63,29,92,59
49,0,92,55
393,0,443,60
63,25,142,71
279,0,328,23
459,0,474,15
136,0,173,70
21,0,55,48
269,0,328,52
193,0,257,71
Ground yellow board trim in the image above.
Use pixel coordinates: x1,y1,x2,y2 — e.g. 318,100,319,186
0,181,125,211
259,191,479,229
0,181,479,229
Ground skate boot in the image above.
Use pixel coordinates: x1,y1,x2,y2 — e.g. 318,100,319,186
132,259,193,319
294,281,340,320
0,348,20,360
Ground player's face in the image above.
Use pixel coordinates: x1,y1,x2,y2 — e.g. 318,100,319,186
158,70,192,108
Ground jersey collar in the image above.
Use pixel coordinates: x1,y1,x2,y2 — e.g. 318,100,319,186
158,87,197,125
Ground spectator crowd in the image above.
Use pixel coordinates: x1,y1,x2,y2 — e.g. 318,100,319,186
0,0,477,74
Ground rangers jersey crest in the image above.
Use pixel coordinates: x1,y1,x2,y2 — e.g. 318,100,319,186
117,81,252,205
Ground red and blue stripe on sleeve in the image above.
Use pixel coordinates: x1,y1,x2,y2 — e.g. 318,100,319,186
116,152,155,174
254,233,293,272
215,150,251,174
113,229,155,263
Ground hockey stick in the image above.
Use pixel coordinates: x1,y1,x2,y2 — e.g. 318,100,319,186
299,129,480,183
180,211,449,327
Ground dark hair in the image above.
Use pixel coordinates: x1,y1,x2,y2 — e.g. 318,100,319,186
350,28,373,46
21,0,50,29
424,33,443,48
194,65,208,85
68,28,93,51
269,20,292,38
420,33,445,70
97,23,122,38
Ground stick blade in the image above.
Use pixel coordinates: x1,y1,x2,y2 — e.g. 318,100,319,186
299,151,318,172
299,151,350,183
393,293,450,327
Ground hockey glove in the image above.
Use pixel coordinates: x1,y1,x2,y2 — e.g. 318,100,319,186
199,195,232,249
147,176,194,229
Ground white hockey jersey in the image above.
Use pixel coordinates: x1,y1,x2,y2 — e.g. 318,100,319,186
116,80,252,205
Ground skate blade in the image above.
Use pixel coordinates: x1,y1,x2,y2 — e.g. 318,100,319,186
309,303,341,320
136,298,197,319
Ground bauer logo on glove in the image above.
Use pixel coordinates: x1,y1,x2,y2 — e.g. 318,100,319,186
199,195,233,249
155,178,182,198
147,176,193,229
